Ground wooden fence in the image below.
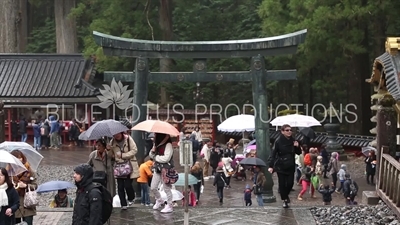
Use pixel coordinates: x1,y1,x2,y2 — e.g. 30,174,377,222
377,146,400,218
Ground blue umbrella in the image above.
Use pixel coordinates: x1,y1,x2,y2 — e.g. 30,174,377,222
174,173,199,186
37,181,75,193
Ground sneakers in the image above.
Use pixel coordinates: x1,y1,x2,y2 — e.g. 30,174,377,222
145,203,153,207
161,204,173,213
153,200,163,210
122,206,128,210
128,200,134,206
283,200,289,208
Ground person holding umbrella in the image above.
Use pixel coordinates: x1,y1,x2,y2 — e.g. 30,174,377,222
149,133,175,213
49,189,73,208
251,166,266,206
107,132,139,210
10,150,38,225
268,124,301,208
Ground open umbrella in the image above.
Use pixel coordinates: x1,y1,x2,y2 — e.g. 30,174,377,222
79,119,129,140
362,146,376,157
131,120,179,136
270,114,321,127
0,150,27,176
239,157,267,167
174,173,198,186
299,127,316,139
37,181,76,193
217,114,255,132
0,141,44,172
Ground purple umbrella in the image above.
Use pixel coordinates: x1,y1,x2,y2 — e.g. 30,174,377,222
247,145,257,150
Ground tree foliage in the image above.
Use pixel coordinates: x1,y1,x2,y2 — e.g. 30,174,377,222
16,0,400,133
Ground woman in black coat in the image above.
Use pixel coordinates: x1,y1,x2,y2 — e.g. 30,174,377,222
268,124,301,208
0,168,20,225
365,150,377,185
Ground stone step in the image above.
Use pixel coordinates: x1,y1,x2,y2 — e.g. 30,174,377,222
362,191,380,205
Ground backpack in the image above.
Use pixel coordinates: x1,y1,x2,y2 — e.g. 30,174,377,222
304,153,312,166
86,183,113,224
349,181,358,196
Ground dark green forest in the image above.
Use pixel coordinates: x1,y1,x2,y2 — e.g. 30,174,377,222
2,0,400,135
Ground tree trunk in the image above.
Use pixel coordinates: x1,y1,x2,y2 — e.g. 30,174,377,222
159,0,174,107
18,0,28,52
0,0,19,53
54,0,78,53
348,0,371,135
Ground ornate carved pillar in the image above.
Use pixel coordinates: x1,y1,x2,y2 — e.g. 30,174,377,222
376,96,397,158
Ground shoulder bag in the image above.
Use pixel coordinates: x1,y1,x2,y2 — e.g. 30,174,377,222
113,138,133,178
91,152,108,186
24,184,38,208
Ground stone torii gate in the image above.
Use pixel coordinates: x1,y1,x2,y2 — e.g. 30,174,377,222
93,30,307,203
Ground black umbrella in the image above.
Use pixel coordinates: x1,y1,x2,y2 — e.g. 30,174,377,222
239,157,267,167
299,127,316,139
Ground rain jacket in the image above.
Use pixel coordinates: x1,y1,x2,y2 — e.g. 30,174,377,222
72,164,102,225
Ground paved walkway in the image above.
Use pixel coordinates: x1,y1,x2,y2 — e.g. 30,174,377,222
34,147,375,224
34,207,316,225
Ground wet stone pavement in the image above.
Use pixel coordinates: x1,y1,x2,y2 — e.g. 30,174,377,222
33,147,375,224
35,207,316,225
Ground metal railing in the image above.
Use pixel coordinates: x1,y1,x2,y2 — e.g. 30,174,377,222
377,146,400,217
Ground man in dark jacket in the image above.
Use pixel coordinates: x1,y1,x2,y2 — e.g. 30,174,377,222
343,173,358,205
19,118,27,142
72,164,103,225
268,124,301,208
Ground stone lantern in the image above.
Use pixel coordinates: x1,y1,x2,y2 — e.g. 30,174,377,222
320,102,345,156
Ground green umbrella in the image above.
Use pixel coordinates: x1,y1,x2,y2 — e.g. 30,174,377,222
174,173,199,186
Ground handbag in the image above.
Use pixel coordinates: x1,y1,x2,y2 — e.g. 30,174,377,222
253,185,263,195
161,167,179,184
224,164,234,176
113,138,133,178
91,153,108,185
24,184,38,208
113,161,132,178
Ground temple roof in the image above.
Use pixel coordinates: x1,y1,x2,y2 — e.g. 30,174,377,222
0,54,100,103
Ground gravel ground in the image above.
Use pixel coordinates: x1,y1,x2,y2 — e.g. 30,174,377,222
310,156,400,225
311,201,400,225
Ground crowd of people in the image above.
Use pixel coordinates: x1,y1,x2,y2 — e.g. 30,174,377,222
269,124,367,208
0,121,379,224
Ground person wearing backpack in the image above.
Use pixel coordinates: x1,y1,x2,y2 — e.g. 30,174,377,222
343,173,359,205
72,164,104,225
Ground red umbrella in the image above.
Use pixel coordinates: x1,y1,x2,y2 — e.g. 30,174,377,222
131,120,179,136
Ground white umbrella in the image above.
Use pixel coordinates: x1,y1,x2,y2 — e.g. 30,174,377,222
362,146,376,156
0,150,27,176
160,189,184,202
270,114,321,127
217,114,255,132
0,141,44,172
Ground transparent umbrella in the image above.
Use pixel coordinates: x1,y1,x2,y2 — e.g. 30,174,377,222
0,150,27,176
0,141,44,172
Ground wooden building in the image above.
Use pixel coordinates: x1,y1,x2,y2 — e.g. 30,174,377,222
0,54,100,142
